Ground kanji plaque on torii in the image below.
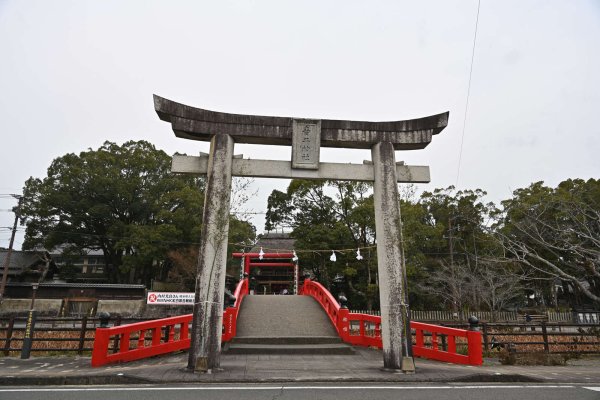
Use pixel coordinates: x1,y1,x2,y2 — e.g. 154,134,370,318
292,119,321,169
154,94,449,373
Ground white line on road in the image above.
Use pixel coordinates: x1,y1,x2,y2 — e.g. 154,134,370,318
584,387,600,392
0,385,576,392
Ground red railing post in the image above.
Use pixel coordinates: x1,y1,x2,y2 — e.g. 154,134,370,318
359,320,365,337
415,328,424,348
230,308,238,338
466,330,483,365
120,332,130,353
337,308,350,341
168,324,175,342
137,329,146,348
152,326,161,346
180,320,189,341
448,335,456,353
91,328,110,367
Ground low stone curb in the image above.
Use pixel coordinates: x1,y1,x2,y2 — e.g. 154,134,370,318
0,372,543,386
0,374,154,386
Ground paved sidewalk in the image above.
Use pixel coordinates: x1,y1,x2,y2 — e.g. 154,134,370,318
1,348,600,385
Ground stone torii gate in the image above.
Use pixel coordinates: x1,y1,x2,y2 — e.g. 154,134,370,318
154,95,448,373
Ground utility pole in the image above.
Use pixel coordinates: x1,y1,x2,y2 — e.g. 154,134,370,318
0,195,23,303
448,217,454,267
448,216,458,313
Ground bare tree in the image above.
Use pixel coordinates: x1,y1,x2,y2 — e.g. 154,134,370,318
418,257,526,313
476,259,526,312
418,260,473,312
495,199,600,304
229,177,259,221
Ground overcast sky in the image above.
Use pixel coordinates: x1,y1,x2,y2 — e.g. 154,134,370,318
1,0,599,249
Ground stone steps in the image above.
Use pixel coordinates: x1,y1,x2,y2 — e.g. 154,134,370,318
225,342,355,355
227,295,354,355
233,336,342,345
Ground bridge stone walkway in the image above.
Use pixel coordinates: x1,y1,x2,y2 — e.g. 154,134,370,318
228,295,354,354
236,295,337,337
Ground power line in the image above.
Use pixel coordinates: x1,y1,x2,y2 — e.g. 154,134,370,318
456,0,481,185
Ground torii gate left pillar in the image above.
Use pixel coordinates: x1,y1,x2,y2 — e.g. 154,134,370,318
154,95,448,373
187,134,234,372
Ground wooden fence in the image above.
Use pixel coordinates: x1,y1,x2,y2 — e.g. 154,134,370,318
474,322,600,355
351,310,581,323
0,315,152,356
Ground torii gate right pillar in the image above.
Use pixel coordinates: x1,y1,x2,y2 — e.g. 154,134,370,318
372,141,414,372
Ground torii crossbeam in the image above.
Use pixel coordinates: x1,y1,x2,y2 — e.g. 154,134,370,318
154,95,448,373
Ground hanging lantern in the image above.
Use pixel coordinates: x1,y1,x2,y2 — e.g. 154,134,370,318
356,248,363,260
330,250,336,262
259,247,264,260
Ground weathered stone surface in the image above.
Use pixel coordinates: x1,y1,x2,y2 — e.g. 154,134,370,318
0,299,62,316
97,299,145,317
154,95,448,150
372,141,413,371
291,119,321,170
187,134,234,371
171,155,431,183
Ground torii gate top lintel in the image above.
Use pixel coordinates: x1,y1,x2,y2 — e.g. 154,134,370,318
154,94,449,150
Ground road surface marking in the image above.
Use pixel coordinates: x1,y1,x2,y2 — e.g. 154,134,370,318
0,385,576,392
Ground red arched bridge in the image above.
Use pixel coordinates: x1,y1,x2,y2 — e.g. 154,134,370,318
91,259,482,367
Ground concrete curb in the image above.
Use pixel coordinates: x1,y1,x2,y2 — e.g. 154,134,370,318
0,373,543,386
0,375,154,386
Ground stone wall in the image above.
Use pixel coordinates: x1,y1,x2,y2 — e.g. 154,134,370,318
141,304,193,319
0,299,63,317
0,298,193,319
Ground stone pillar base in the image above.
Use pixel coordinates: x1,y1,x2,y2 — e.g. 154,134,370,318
401,356,416,374
194,356,208,373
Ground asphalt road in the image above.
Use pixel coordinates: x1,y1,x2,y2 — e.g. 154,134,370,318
1,384,599,400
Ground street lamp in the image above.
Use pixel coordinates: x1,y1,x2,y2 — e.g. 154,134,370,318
30,283,39,310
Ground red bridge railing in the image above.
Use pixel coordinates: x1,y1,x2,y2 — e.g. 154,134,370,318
301,279,483,366
91,314,191,367
222,278,249,342
92,278,482,367
91,278,248,367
